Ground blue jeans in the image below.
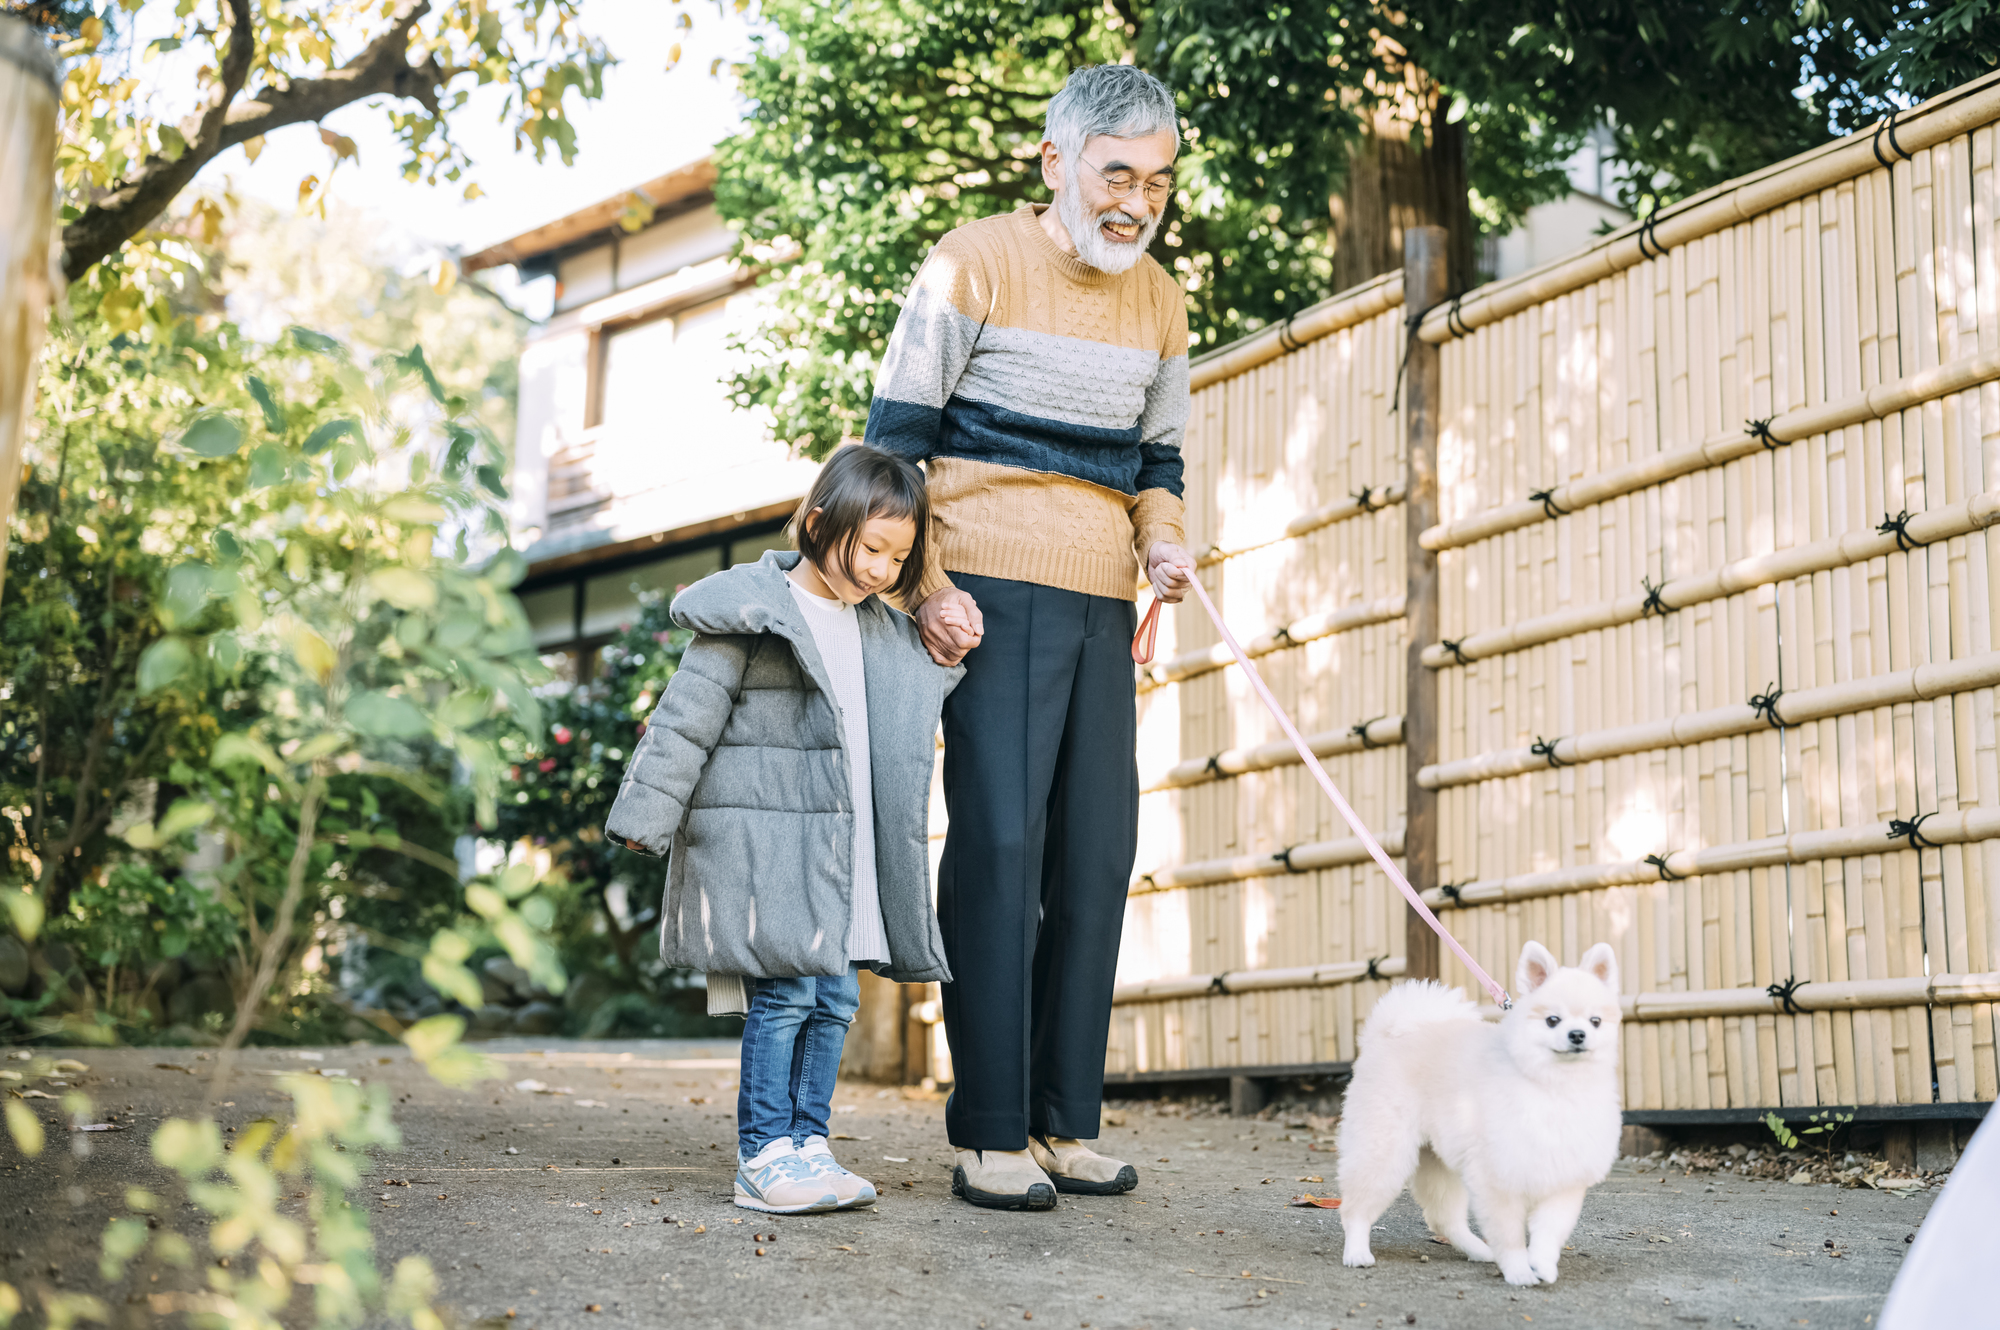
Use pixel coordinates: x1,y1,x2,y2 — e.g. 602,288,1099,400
736,967,861,1157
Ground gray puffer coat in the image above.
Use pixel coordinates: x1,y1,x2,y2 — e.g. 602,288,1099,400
604,549,958,985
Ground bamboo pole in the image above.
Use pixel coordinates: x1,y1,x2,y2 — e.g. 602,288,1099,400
1422,490,2000,666
1132,829,1408,895
1146,715,1404,792
1419,805,2000,909
1189,270,1404,392
1417,71,2000,344
1418,649,2000,789
1113,956,1407,1005
0,17,60,606
1418,346,2000,553
1142,594,1407,689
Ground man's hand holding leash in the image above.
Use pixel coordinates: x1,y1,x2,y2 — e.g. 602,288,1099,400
1147,541,1196,603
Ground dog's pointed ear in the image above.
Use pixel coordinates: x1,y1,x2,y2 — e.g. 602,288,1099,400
1580,942,1619,991
1516,941,1558,994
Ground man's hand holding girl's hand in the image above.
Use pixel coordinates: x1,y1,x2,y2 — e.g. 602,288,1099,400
917,587,984,666
1147,541,1197,604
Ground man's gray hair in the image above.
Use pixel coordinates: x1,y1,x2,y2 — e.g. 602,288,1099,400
1042,65,1179,163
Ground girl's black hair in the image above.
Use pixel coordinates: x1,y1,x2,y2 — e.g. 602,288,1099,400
790,445,930,604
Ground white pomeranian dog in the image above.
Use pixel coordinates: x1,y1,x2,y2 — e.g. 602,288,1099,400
1335,941,1623,1286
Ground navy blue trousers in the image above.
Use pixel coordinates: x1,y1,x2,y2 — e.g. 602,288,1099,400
938,573,1139,1150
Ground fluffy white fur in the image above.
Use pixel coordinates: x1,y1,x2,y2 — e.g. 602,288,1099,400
1335,941,1623,1286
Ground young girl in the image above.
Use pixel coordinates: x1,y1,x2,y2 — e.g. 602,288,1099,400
605,445,969,1213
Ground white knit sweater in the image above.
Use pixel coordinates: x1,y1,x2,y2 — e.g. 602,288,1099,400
786,578,889,963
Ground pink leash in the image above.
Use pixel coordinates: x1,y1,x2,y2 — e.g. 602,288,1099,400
1134,583,1513,1009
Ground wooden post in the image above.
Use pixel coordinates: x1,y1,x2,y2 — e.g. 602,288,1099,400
1402,226,1449,982
0,16,59,608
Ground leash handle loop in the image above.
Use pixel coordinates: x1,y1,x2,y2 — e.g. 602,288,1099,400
1159,584,1513,1009
1131,596,1163,665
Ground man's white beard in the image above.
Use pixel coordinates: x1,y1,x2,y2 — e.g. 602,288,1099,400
1057,186,1161,274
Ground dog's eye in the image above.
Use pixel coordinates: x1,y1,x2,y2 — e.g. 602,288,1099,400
1590,1017,1602,1027
1544,1014,1560,1028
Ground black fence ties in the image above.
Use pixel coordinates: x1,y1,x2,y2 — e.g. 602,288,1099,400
1766,975,1809,1016
1531,736,1569,768
1137,873,1156,892
1365,955,1388,981
1437,882,1465,905
1889,812,1937,851
1748,685,1785,728
1351,484,1378,512
1271,624,1294,645
1273,844,1302,873
1203,754,1225,780
1205,543,1227,562
1390,301,1439,417
1276,312,1301,353
1645,853,1686,882
1872,107,1911,169
1636,208,1666,260
1439,638,1471,666
1529,487,1569,520
1640,575,1671,618
1877,509,1918,552
1445,293,1471,338
1746,417,1780,449
1352,718,1384,749
1208,972,1231,996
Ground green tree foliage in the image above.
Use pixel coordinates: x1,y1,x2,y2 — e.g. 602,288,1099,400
0,318,568,1323
717,0,2000,457
2,207,532,1041
45,0,610,313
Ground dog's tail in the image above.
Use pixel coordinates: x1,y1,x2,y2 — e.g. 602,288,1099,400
1357,980,1481,1051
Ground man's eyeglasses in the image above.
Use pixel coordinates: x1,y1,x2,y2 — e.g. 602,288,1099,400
1082,157,1175,204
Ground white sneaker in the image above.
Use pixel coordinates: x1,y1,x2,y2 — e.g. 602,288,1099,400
798,1135,878,1209
734,1138,840,1214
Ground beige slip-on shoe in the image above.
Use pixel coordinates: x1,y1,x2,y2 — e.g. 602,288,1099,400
951,1148,1057,1211
1028,1135,1139,1195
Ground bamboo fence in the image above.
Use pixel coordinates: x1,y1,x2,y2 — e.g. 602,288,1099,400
1108,273,1410,1077
1106,69,2000,1115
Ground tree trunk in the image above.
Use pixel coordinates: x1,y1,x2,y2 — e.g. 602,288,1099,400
1328,94,1475,297
0,16,60,608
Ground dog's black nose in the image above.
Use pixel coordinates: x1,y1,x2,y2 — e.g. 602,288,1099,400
1567,1028,1586,1046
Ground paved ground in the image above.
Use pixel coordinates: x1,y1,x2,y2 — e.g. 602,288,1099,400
1,1038,1937,1329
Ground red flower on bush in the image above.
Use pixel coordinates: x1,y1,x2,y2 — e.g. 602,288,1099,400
508,765,521,781
538,757,557,773
552,725,573,745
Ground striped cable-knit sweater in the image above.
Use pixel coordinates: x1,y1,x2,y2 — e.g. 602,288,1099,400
864,202,1189,604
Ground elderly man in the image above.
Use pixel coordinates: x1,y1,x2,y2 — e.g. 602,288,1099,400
866,64,1196,1211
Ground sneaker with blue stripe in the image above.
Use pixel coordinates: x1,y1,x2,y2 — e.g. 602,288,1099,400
735,1138,840,1214
798,1135,878,1209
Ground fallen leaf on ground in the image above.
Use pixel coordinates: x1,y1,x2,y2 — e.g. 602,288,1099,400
72,1123,119,1132
18,1090,55,1100
884,1156,910,1163
52,1059,87,1074
1290,1194,1341,1208
153,1063,195,1074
